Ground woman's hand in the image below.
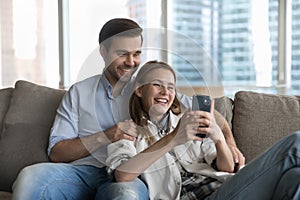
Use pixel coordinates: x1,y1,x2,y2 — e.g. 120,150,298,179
171,110,203,145
175,100,224,144
197,100,225,143
171,107,219,145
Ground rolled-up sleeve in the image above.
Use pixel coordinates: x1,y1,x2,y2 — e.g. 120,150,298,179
202,138,217,165
106,139,137,175
47,86,79,155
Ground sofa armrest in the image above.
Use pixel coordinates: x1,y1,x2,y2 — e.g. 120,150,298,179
0,88,13,134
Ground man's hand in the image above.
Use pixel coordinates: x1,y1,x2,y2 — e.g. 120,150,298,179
214,110,245,169
104,119,137,142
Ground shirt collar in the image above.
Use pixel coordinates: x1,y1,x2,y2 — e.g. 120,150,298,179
147,111,182,137
100,74,113,99
100,73,136,99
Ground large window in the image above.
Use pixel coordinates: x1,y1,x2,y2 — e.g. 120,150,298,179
128,0,300,97
1,0,299,97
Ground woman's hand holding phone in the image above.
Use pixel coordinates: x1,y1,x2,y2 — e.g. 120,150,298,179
192,95,211,138
192,95,224,143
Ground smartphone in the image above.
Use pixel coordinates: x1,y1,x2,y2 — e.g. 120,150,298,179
192,95,211,138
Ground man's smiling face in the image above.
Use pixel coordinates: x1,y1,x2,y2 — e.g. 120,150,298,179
101,36,142,87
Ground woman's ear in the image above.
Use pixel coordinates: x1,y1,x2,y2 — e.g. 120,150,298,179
135,86,143,97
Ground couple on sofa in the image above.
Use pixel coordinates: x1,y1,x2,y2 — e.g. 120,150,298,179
12,18,300,200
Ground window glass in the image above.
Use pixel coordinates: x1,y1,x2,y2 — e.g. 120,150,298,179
0,0,59,88
125,0,288,97
69,0,300,97
164,0,280,97
291,0,300,94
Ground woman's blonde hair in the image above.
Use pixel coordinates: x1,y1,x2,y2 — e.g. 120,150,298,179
129,60,182,127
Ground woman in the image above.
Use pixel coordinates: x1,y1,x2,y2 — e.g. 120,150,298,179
106,60,300,199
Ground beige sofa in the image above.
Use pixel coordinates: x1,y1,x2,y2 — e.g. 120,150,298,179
0,80,299,199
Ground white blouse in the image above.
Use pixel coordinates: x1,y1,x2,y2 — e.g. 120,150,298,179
106,111,234,200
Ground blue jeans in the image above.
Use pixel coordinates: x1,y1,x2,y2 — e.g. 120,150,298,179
12,163,148,200
208,131,300,200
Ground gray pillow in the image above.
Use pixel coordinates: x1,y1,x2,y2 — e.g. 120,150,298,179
0,123,50,192
3,80,65,129
0,88,13,135
233,91,300,163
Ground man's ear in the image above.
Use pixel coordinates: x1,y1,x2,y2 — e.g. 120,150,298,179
99,44,107,58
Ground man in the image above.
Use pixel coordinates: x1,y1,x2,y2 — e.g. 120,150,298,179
12,18,244,200
12,18,148,200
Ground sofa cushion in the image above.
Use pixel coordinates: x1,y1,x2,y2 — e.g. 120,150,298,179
0,88,13,135
214,96,234,130
0,123,50,192
3,80,65,129
233,91,300,163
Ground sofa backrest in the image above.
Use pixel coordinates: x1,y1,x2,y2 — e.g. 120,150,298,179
233,91,300,163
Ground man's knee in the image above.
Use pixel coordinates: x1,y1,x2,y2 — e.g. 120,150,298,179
281,168,300,183
96,178,149,200
273,168,300,200
14,163,46,187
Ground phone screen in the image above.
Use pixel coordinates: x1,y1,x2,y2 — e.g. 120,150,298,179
192,95,211,112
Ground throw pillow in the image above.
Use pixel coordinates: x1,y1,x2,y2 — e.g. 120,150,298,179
3,80,65,129
233,91,300,162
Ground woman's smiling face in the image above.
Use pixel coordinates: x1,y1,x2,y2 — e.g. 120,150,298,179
135,68,176,121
